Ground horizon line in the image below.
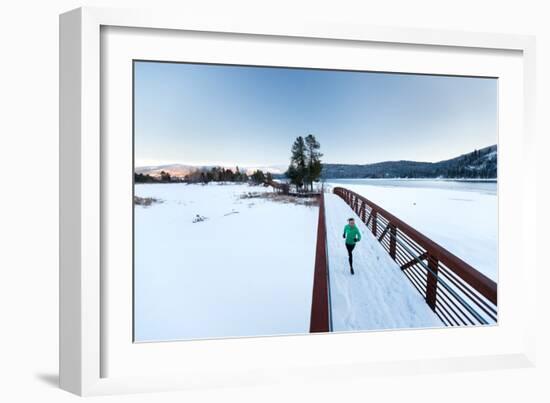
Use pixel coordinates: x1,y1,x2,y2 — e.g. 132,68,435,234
135,143,497,170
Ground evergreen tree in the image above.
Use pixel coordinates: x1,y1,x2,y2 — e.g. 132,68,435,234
304,134,323,191
285,136,307,191
235,166,244,182
160,171,171,182
251,169,266,184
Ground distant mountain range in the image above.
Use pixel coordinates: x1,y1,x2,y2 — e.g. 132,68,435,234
135,145,497,180
135,164,198,178
320,145,497,179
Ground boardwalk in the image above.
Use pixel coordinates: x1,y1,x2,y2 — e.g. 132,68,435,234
324,193,443,331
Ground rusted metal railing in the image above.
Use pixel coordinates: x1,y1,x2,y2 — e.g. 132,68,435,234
310,193,331,332
333,187,497,326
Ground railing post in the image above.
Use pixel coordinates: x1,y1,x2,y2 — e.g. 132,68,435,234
426,254,439,311
372,210,377,236
389,225,397,260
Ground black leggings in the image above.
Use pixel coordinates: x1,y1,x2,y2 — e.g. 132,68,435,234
345,243,355,267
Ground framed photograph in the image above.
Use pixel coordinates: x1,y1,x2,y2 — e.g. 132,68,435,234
60,7,537,396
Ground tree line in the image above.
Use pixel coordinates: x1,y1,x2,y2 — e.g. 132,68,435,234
320,145,496,179
134,133,324,191
135,171,174,183
134,166,273,185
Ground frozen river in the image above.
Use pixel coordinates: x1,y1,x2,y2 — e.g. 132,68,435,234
326,179,498,281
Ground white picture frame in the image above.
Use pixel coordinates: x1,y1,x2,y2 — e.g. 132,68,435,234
59,6,537,396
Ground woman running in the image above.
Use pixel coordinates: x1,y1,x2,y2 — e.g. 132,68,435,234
343,217,361,275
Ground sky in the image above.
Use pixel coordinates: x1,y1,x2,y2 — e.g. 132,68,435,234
134,61,497,168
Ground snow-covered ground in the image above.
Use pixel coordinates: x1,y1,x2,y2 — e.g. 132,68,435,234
324,193,442,331
134,183,318,342
326,179,497,281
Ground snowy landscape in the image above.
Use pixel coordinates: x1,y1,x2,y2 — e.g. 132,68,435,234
134,177,495,340
134,183,318,342
132,177,498,338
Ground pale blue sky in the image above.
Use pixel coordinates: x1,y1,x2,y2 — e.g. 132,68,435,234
134,61,497,168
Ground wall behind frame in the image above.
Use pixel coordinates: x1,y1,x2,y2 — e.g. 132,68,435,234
0,1,547,402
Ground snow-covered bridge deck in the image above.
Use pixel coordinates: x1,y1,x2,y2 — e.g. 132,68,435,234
324,193,442,331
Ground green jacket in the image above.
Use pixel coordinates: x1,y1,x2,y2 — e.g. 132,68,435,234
343,224,361,245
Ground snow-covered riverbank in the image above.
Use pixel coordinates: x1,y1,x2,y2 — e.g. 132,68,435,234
134,183,318,342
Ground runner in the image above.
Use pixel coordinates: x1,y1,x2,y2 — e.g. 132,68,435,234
343,217,361,275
